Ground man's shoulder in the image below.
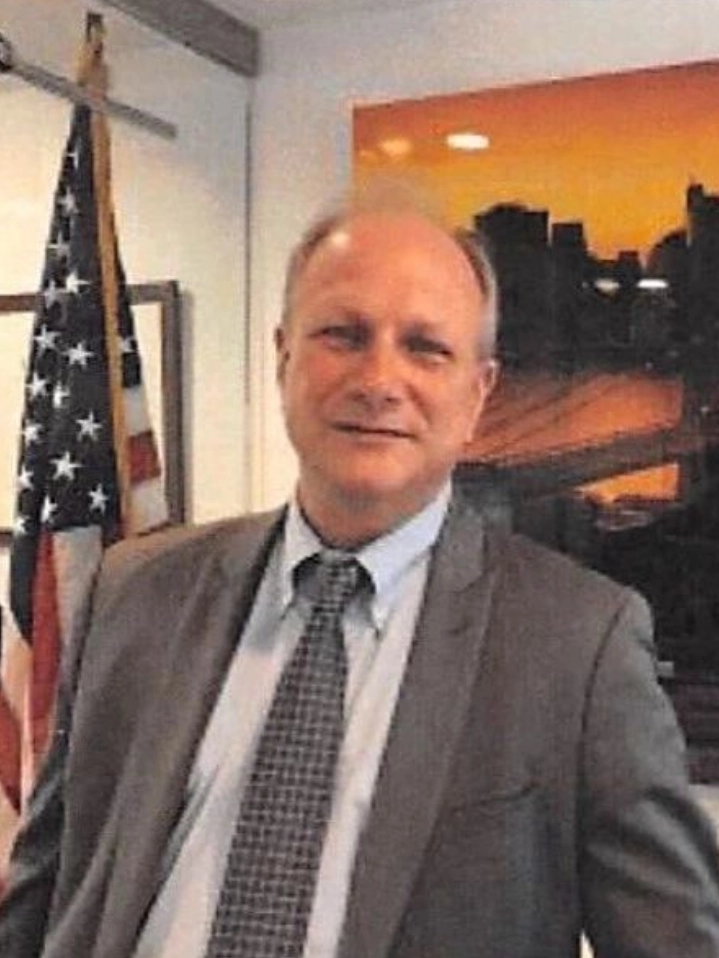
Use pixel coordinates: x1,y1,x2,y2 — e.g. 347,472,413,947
447,494,646,614
98,508,284,592
486,520,649,622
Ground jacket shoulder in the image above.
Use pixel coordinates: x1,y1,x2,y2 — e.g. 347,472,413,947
482,518,650,624
96,509,283,595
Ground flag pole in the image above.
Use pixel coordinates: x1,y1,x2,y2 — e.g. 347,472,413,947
82,14,135,535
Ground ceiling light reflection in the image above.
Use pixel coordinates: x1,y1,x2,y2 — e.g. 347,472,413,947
378,137,413,159
445,131,490,151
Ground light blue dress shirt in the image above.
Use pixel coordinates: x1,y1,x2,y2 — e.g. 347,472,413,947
134,484,451,958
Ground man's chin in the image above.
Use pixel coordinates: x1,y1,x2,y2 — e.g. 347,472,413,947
329,472,438,517
330,469,411,502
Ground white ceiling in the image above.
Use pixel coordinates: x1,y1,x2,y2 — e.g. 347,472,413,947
209,0,440,30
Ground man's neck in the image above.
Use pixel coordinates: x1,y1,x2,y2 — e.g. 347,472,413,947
295,484,452,550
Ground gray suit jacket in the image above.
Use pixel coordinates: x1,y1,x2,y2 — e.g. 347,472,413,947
2,497,719,957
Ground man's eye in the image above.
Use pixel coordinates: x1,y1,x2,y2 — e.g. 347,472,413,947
315,324,366,348
406,335,453,360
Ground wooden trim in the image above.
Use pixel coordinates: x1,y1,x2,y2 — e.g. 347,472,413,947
129,281,185,524
102,0,260,77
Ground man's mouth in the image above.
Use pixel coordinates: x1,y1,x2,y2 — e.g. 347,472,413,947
334,422,413,439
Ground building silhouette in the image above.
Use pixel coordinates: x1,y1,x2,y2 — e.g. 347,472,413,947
472,181,719,370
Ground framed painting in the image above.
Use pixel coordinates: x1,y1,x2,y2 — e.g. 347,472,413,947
0,280,184,543
354,62,719,779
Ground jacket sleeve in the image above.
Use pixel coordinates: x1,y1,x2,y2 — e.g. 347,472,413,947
579,590,719,957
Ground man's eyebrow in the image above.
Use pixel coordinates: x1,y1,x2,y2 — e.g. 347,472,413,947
403,316,451,334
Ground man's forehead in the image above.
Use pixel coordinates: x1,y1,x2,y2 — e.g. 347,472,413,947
293,217,487,332
310,211,469,274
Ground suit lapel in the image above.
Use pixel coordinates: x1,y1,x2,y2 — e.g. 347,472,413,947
340,500,499,958
95,511,284,957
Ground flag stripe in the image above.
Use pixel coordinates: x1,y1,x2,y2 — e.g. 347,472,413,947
0,696,21,814
129,431,162,485
131,479,169,534
124,383,153,435
29,534,62,764
54,527,103,643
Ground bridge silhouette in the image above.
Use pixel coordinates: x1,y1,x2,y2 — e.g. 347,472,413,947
458,369,713,499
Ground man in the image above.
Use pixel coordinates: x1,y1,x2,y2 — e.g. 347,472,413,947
2,196,719,958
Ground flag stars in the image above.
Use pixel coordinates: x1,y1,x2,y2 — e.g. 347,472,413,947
11,110,166,552
53,383,70,409
52,451,81,481
34,325,60,354
65,270,90,296
67,341,93,367
47,236,71,261
66,145,80,169
43,279,64,309
88,484,109,513
77,411,102,441
22,420,42,446
58,188,77,217
27,372,49,400
17,465,33,492
13,514,28,538
41,497,58,526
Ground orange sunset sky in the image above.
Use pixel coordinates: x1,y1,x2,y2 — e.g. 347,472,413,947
353,60,719,262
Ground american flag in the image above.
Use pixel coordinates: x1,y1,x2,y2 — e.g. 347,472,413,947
0,22,168,889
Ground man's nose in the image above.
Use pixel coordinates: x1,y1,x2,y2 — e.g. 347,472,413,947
351,340,404,404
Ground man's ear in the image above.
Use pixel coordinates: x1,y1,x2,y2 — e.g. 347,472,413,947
465,359,499,443
274,324,288,384
480,359,499,400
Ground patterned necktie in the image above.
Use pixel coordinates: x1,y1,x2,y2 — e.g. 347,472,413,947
205,555,363,958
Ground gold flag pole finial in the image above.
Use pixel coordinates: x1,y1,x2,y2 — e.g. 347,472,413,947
77,12,107,96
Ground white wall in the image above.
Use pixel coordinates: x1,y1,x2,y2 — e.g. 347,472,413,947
112,44,250,524
248,0,719,510
1,0,250,528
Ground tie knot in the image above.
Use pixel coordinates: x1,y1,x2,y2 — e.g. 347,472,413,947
315,556,363,614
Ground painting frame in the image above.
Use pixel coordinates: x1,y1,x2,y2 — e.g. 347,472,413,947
353,61,719,781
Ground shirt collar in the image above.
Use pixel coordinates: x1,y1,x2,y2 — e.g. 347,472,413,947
279,483,452,628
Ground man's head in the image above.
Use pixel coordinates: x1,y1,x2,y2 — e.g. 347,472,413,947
276,195,499,546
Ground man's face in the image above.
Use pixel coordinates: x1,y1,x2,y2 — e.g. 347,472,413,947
276,211,497,544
